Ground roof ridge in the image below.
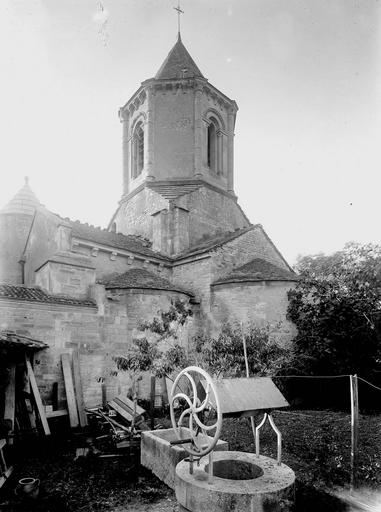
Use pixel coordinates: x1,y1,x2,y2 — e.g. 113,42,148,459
175,225,256,259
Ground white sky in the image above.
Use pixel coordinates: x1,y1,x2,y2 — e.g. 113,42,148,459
0,0,380,264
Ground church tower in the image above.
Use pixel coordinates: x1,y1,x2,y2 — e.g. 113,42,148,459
111,35,250,256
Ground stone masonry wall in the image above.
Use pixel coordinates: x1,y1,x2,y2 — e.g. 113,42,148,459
35,261,96,299
180,187,249,247
153,88,195,180
72,243,171,281
211,281,297,345
0,287,193,411
171,225,296,341
114,188,168,241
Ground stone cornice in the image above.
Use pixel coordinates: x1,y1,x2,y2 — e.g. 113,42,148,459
119,75,238,119
71,238,172,267
119,179,237,205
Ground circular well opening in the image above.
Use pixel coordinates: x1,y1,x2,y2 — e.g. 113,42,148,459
19,478,35,485
204,460,264,480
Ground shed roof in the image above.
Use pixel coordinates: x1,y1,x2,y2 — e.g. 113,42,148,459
0,330,48,351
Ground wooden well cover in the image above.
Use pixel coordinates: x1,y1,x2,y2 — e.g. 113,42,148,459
209,377,289,417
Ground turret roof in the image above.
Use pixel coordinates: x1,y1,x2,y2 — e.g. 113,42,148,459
1,177,42,215
155,35,204,80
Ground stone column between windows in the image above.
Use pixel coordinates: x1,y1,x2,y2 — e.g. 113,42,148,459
121,109,130,195
146,86,155,181
194,85,203,178
217,130,223,175
227,110,235,193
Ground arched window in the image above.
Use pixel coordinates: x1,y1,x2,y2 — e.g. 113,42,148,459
207,117,221,174
132,122,144,178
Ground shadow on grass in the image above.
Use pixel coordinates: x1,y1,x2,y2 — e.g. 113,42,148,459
296,482,348,512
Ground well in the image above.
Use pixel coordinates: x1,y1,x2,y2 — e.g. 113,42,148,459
141,428,228,489
175,450,295,512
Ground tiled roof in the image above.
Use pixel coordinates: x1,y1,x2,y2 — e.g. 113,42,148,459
1,177,43,215
0,330,48,351
67,220,171,261
0,284,96,307
98,268,193,296
177,226,254,259
155,35,204,80
213,258,298,285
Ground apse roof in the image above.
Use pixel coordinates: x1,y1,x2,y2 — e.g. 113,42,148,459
213,258,298,285
1,177,43,215
99,268,193,296
155,35,204,80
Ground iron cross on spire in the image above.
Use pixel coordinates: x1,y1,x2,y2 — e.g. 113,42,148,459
173,0,184,38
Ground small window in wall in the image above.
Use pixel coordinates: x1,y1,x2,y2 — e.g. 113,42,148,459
207,117,221,174
132,122,144,178
111,222,117,233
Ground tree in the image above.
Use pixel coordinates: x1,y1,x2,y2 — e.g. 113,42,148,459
114,298,192,379
194,322,289,378
287,242,381,376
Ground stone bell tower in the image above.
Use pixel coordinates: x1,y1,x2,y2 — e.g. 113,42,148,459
111,35,250,256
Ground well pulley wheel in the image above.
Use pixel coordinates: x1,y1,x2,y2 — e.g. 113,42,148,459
169,366,222,457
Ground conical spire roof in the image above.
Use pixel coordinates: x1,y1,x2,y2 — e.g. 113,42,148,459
1,177,43,215
155,35,204,80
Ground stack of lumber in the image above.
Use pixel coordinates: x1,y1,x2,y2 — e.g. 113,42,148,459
60,352,87,429
108,394,146,427
2,357,51,444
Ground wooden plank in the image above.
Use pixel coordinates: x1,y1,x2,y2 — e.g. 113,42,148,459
241,327,257,439
150,376,155,430
46,409,68,418
160,376,168,405
61,354,79,428
108,400,133,422
72,350,88,427
101,383,107,408
24,398,36,429
350,374,359,490
52,382,58,411
208,377,289,416
116,395,145,416
4,365,16,444
0,466,13,489
166,377,174,404
114,397,142,420
25,359,51,435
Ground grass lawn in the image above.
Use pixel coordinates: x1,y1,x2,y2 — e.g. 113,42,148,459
222,409,381,511
0,410,380,511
